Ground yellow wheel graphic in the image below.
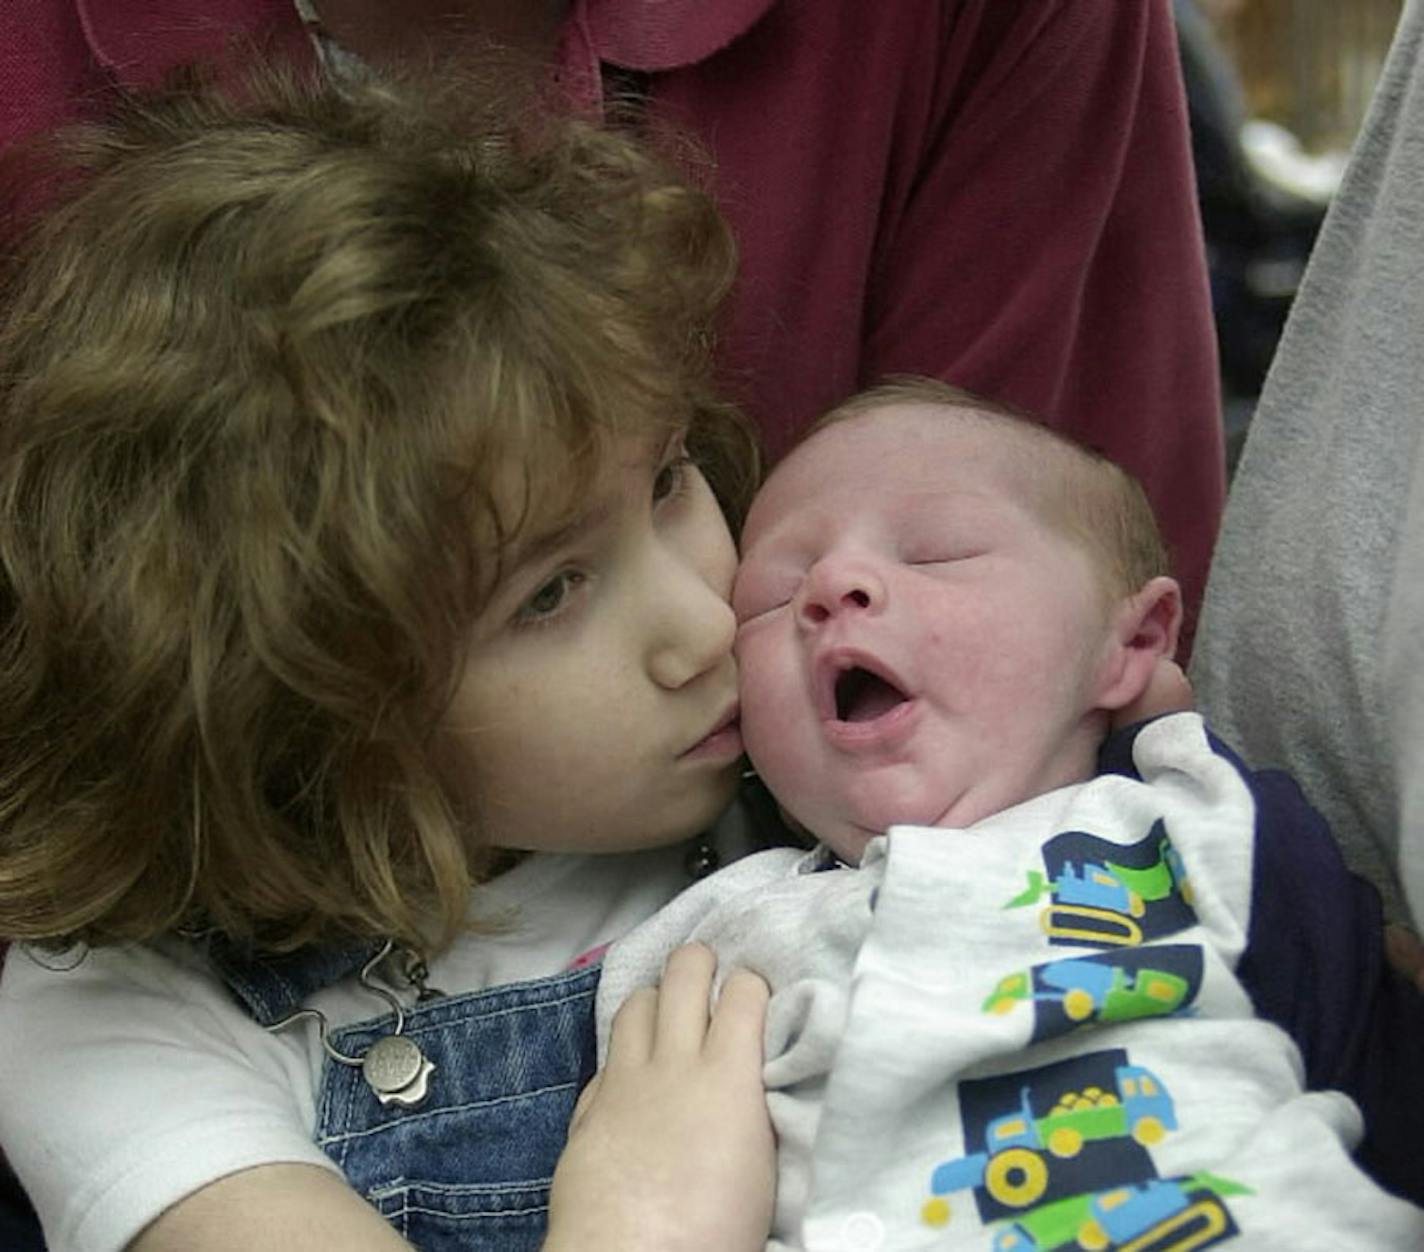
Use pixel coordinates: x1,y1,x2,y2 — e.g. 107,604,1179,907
1132,1115,1166,1146
1077,1218,1110,1251
984,1148,1048,1208
1047,1126,1084,1158
1062,988,1095,1020
921,1197,951,1228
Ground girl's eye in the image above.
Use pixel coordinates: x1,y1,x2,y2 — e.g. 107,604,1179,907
516,570,585,625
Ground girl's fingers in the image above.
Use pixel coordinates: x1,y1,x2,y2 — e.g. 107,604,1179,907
606,944,764,1070
705,966,770,1058
604,985,657,1072
568,1071,603,1131
652,942,716,1055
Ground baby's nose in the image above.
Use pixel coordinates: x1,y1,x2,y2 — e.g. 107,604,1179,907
797,557,885,625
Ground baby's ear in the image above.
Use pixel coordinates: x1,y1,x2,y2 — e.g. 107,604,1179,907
1094,576,1183,711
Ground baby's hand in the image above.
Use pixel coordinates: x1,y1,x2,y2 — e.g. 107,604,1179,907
544,944,774,1252
1112,658,1194,730
1385,925,1424,995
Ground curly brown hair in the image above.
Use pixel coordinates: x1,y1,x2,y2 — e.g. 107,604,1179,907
0,64,757,956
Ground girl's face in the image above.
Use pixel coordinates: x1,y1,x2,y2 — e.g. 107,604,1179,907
443,429,743,855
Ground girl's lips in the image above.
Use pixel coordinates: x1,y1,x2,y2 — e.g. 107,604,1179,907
681,709,743,761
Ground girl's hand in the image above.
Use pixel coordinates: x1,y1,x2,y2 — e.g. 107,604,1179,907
543,943,774,1252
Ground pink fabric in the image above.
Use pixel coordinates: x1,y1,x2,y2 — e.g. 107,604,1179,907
0,0,104,139
0,0,304,139
77,0,302,84
0,0,1222,653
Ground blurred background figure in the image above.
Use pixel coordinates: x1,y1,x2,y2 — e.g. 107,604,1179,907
1173,0,1399,469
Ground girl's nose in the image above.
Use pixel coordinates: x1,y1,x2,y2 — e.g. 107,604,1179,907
647,551,737,691
796,555,886,626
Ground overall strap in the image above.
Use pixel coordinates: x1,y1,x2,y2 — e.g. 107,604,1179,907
203,933,384,1026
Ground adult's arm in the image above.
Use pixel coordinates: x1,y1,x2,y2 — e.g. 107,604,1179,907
1190,0,1424,920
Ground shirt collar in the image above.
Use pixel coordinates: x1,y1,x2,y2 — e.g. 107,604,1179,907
76,0,778,85
579,0,780,71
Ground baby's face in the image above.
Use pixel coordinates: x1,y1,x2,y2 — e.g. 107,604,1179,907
733,403,1119,863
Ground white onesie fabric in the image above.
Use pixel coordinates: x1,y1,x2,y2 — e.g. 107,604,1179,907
597,714,1424,1251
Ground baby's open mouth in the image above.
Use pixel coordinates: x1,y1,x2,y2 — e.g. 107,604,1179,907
834,666,910,723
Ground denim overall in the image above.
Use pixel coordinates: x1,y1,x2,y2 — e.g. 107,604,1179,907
205,782,791,1250
211,939,599,1252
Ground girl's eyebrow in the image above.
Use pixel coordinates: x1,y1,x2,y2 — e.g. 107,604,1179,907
504,498,615,578
500,426,674,579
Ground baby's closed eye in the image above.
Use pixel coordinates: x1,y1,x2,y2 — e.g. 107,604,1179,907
905,545,990,567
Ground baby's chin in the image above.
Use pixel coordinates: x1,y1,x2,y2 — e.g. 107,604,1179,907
814,789,998,864
817,821,882,866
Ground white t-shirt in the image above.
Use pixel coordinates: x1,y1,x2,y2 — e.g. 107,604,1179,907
0,844,690,1252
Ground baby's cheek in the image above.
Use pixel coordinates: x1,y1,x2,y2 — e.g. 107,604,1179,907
733,625,776,700
738,648,797,771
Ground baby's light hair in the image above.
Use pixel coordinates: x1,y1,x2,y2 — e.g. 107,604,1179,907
817,377,1170,600
0,63,757,955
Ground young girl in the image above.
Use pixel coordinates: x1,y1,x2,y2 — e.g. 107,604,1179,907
0,64,774,1252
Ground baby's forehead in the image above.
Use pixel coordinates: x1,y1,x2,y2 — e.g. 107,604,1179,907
751,403,1028,520
807,401,1023,468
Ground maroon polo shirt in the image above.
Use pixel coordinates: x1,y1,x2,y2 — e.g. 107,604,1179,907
0,0,1223,651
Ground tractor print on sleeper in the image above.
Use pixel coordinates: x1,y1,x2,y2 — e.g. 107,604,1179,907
1004,820,1196,949
983,946,1203,1045
921,1049,1247,1251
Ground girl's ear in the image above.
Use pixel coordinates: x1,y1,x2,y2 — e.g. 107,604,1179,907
1094,576,1183,711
